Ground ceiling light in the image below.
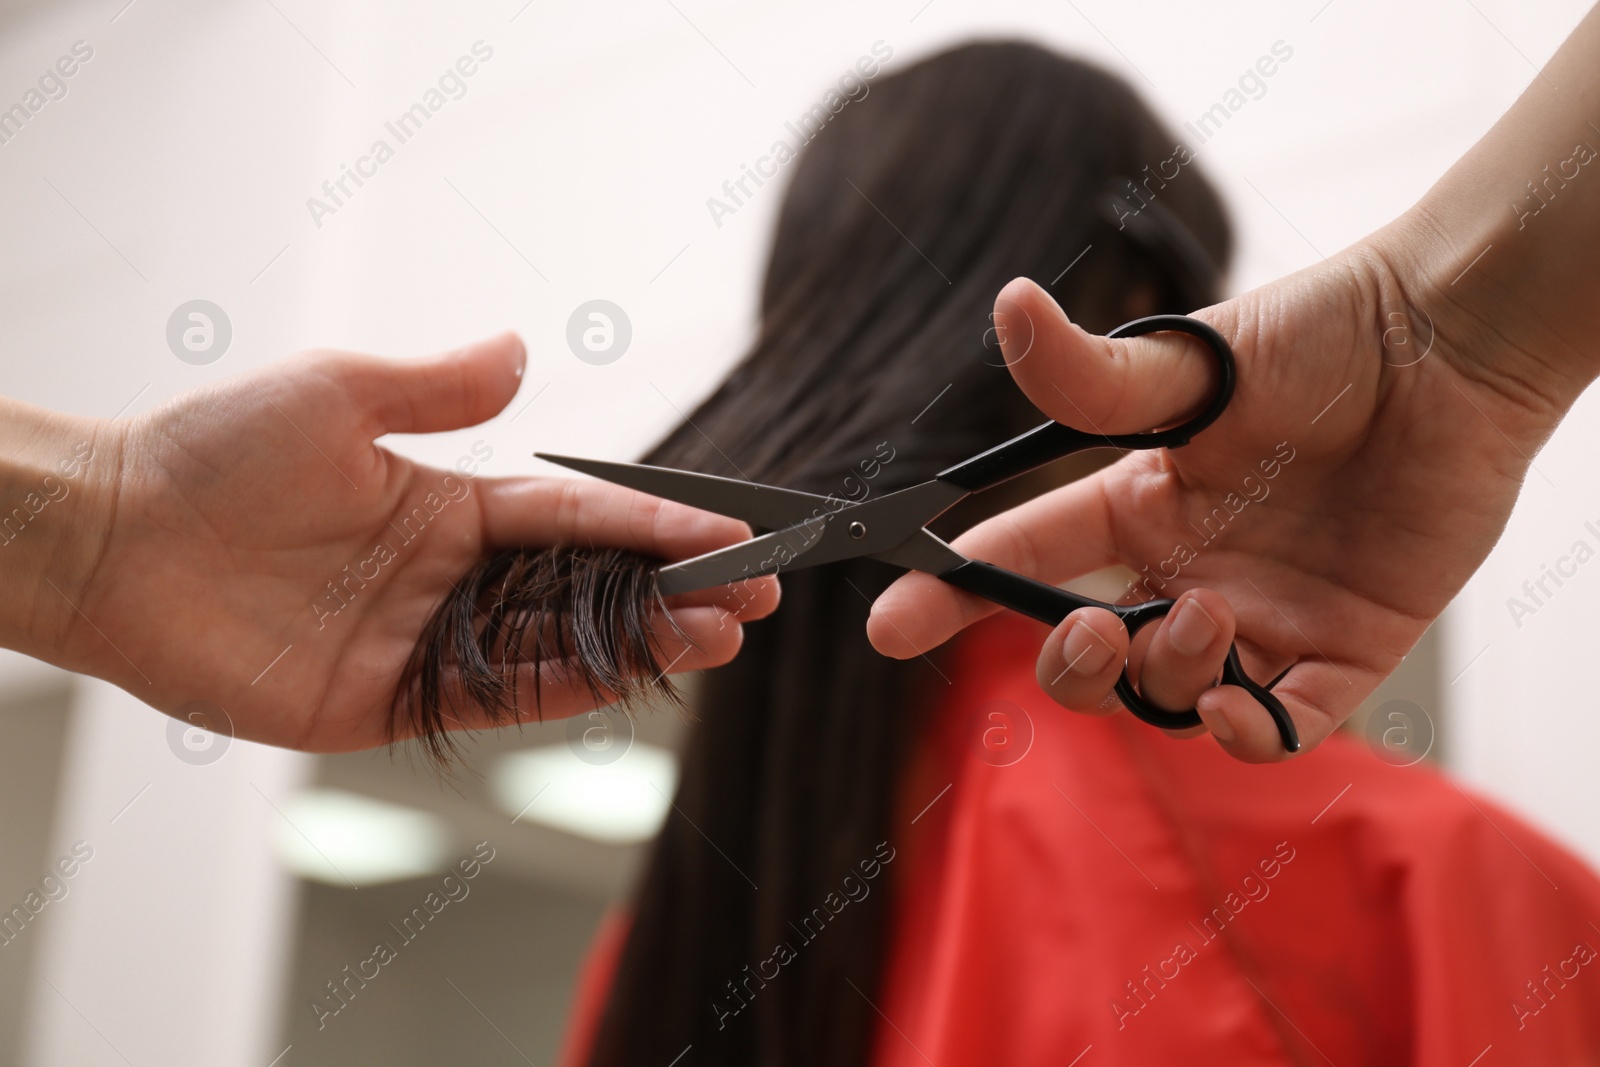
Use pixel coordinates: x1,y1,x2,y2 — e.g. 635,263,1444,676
491,742,678,845
272,787,453,888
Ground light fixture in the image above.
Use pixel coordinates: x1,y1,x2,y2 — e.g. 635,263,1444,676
272,787,454,888
491,742,678,845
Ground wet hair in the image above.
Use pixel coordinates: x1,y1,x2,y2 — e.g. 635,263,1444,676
394,39,1231,1067
396,546,685,764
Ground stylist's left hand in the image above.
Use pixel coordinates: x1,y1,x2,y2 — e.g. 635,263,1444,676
37,333,776,751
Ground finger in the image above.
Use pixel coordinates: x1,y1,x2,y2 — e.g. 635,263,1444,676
664,574,781,623
332,331,527,436
481,475,750,559
420,605,743,732
1034,608,1129,714
867,570,992,659
522,604,744,720
868,475,1115,658
1131,590,1236,713
478,476,781,612
1197,660,1350,763
996,276,1223,434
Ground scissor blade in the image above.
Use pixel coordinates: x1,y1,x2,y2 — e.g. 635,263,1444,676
657,480,973,595
655,513,830,595
869,528,969,577
536,453,832,531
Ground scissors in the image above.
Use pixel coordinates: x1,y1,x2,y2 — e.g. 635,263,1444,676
538,314,1299,753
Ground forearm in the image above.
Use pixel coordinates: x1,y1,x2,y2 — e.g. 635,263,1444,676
0,397,122,665
1380,3,1600,409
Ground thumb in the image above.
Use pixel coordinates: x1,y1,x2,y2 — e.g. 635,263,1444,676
340,331,527,436
996,277,1226,434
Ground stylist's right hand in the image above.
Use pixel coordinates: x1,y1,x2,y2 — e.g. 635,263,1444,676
871,0,1600,760
870,254,1577,761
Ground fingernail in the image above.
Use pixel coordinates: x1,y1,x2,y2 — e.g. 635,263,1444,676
1208,710,1236,744
1168,598,1218,657
1061,621,1115,676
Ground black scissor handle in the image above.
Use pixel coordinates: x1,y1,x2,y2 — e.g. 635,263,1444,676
1110,598,1299,751
931,314,1294,752
939,561,1300,753
936,314,1236,492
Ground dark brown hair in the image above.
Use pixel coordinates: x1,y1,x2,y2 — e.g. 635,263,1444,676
395,39,1231,1067
396,546,685,764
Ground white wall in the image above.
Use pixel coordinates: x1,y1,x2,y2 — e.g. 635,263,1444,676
22,681,307,1067
1448,385,1600,863
1,0,1596,1062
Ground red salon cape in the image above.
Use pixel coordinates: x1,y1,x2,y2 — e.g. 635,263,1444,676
563,615,1600,1066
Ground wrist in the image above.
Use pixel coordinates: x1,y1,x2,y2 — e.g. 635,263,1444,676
1365,201,1597,426
1363,42,1600,420
0,398,125,665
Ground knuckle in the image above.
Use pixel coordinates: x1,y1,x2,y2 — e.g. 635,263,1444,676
989,512,1043,585
1099,336,1137,426
634,491,668,550
449,358,479,421
551,478,589,541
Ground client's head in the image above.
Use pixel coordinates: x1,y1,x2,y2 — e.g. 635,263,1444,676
648,38,1231,492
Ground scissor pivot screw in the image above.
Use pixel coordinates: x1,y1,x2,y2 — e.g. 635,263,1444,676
848,521,867,539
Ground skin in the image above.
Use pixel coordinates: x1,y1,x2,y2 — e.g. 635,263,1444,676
870,4,1600,761
0,333,778,752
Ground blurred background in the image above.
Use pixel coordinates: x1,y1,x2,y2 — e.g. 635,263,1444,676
0,0,1595,1063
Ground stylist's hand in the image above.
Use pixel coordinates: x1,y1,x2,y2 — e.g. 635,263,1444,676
34,334,776,752
873,2,1600,761
869,245,1574,761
